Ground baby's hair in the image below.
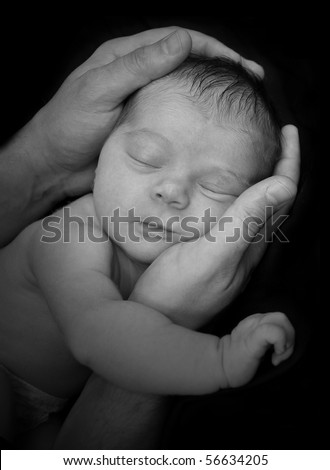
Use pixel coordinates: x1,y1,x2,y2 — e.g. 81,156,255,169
117,55,282,179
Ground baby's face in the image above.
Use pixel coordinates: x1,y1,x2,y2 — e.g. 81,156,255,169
94,88,260,264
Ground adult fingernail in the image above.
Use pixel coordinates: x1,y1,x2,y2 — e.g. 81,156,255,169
266,180,295,206
162,31,182,55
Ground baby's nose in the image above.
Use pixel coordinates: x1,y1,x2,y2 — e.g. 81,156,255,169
152,181,189,210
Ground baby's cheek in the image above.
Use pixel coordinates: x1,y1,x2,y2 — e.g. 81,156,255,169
93,173,116,224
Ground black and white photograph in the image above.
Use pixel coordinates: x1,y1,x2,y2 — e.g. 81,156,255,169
0,13,322,467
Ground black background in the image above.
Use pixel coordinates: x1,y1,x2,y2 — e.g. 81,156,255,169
0,14,321,449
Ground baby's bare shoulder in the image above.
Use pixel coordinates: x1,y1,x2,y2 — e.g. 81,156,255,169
29,194,113,278
0,194,114,291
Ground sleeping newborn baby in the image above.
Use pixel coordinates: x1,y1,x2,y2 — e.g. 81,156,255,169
0,56,294,438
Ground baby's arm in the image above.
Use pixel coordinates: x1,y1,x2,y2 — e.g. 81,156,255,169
31,214,294,395
31,218,223,395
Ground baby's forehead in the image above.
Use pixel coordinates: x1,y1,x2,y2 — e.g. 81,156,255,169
139,75,191,96
126,78,236,137
119,82,275,183
126,79,259,146
133,78,195,112
128,76,255,135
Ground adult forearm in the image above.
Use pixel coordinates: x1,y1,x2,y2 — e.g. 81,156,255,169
0,117,66,247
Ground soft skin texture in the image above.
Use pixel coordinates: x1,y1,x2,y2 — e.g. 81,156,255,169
94,86,300,328
0,27,262,248
0,27,299,448
94,88,259,265
0,194,295,398
0,25,299,334
0,84,295,402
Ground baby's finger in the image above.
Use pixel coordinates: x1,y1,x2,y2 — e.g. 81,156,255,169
259,312,295,366
249,315,294,362
261,312,295,359
260,312,295,341
272,344,294,366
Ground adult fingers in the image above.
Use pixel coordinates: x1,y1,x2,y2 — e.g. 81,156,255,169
203,173,297,267
67,27,190,80
129,27,264,77
274,125,300,185
74,27,264,79
271,125,300,223
81,29,193,109
189,31,263,77
242,125,301,271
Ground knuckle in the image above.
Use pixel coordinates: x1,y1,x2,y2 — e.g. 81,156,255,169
87,66,109,87
75,67,107,103
274,311,288,322
232,207,264,236
160,25,183,34
93,38,122,60
168,26,185,34
260,322,278,339
272,176,298,201
123,46,150,76
238,313,263,330
78,68,99,89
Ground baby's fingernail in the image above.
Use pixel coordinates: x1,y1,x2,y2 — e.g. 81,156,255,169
162,31,182,55
266,180,295,207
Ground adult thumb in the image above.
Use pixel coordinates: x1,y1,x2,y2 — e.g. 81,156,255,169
90,29,192,108
208,174,297,263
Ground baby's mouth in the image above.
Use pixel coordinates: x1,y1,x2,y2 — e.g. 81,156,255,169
139,221,200,243
138,221,182,243
141,221,172,234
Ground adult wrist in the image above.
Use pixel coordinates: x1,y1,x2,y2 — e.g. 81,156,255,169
23,111,70,204
0,113,67,245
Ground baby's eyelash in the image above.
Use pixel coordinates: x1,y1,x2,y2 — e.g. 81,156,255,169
199,183,237,198
199,183,223,194
129,155,160,169
201,185,220,194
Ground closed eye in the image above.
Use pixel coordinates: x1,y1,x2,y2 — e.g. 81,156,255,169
128,154,161,169
199,183,238,198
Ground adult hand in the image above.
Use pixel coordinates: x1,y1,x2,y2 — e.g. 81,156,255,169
0,26,262,248
32,27,263,198
130,126,300,329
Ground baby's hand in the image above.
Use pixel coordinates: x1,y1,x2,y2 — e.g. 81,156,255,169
220,312,295,388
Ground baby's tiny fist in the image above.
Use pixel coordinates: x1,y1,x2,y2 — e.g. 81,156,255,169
271,341,294,367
